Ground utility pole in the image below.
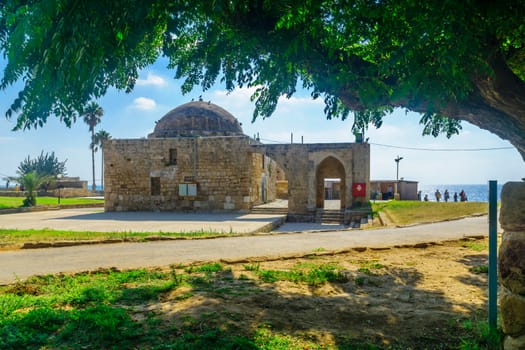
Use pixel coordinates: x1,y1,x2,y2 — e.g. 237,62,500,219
394,156,403,200
395,155,403,180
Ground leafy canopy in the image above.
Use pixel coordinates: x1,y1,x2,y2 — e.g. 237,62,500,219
1,1,524,139
17,150,67,178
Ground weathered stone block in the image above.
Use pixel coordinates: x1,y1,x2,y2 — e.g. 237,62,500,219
500,182,525,231
501,287,525,336
500,232,525,294
505,334,525,350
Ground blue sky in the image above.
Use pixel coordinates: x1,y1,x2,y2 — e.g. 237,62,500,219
1,58,524,187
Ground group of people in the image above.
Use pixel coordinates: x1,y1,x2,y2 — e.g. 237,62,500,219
419,189,468,202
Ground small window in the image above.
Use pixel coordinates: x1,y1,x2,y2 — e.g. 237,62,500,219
151,177,161,196
179,183,197,197
169,148,177,165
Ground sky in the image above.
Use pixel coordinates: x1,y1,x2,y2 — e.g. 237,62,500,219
1,58,524,187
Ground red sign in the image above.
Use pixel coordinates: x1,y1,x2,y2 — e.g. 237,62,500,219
352,183,366,197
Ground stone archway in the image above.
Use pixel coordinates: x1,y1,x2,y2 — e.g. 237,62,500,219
316,156,346,209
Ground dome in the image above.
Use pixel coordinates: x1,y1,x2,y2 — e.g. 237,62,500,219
148,101,244,138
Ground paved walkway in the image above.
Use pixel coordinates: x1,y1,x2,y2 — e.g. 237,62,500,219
0,208,286,233
0,208,498,285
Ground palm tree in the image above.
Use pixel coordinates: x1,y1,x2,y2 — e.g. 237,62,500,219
16,171,51,206
94,129,111,191
82,102,103,192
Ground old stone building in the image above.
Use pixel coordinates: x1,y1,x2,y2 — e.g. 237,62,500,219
104,101,370,221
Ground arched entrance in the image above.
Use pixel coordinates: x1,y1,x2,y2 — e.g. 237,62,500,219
316,156,346,209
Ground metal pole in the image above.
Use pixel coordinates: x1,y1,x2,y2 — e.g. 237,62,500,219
488,180,498,329
394,156,403,180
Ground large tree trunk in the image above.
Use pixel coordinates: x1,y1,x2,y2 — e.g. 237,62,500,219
452,52,525,161
337,51,525,161
419,52,525,160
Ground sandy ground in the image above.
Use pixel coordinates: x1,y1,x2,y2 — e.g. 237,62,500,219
135,237,490,349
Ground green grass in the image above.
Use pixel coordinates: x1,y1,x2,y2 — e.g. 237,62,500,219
357,260,384,276
185,262,224,274
0,263,500,350
252,263,348,286
459,318,502,349
0,228,237,248
462,240,489,252
469,265,489,274
0,196,103,209
371,200,488,225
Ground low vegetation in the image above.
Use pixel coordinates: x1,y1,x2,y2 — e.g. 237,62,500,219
371,200,488,225
0,229,234,249
0,196,103,209
0,252,501,349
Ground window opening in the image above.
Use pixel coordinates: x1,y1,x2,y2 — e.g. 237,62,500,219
169,148,177,165
151,177,161,196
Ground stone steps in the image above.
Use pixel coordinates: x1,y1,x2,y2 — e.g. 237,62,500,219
315,209,344,224
250,207,288,215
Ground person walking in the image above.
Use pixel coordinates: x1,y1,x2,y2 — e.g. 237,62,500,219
435,189,442,202
444,189,450,202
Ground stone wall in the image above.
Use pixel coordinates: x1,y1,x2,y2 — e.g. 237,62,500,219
251,142,370,216
499,181,525,349
104,136,271,212
276,181,289,199
47,188,90,198
105,136,370,217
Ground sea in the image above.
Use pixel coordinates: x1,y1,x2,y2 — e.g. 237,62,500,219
418,183,503,202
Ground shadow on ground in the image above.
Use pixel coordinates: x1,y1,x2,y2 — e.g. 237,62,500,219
0,243,494,349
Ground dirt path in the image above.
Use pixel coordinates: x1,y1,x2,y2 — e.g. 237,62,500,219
147,238,490,348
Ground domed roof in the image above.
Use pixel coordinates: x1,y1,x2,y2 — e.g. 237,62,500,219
148,101,244,138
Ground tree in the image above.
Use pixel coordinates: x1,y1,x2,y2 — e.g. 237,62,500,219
93,129,111,190
15,171,51,206
2,2,525,343
17,150,67,191
82,102,103,192
17,150,67,178
0,1,524,159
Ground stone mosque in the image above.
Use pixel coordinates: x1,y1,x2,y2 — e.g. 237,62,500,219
103,101,370,222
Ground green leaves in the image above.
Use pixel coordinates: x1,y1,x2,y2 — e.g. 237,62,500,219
0,0,523,142
419,112,462,138
1,0,168,129
17,150,67,178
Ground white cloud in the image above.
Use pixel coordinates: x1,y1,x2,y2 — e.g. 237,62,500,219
131,97,157,110
136,73,167,87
